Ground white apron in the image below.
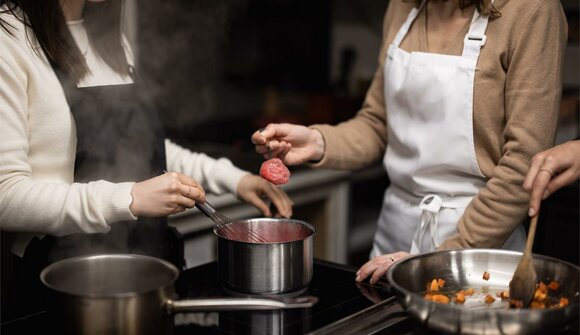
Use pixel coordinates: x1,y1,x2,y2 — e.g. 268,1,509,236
371,1,525,257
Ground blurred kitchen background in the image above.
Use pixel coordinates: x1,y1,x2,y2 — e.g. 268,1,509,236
123,0,579,268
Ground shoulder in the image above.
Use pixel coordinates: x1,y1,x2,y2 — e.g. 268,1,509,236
0,5,27,44
0,6,41,67
492,0,566,27
485,0,567,55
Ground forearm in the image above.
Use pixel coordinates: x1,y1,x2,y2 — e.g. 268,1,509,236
165,139,248,195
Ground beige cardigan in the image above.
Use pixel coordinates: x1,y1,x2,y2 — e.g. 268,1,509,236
311,0,567,250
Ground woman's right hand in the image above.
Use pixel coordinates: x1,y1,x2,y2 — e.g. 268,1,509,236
129,172,205,217
523,140,580,217
251,123,325,165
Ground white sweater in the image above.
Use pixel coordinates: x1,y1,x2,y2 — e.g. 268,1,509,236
0,8,247,256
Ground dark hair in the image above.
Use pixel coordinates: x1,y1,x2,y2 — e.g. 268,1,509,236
410,0,501,19
0,0,129,82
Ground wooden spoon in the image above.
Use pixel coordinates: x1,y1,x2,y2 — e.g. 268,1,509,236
509,215,539,307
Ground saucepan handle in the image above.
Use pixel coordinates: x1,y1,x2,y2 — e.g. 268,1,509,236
165,296,319,314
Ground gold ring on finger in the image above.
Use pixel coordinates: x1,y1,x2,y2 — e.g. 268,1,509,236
539,168,554,177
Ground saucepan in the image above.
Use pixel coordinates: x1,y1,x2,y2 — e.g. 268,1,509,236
40,254,317,335
385,249,580,335
214,218,315,296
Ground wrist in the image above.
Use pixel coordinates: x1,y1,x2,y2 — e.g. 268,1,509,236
128,185,139,218
309,129,325,162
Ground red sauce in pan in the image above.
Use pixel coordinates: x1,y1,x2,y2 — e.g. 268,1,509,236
216,220,313,243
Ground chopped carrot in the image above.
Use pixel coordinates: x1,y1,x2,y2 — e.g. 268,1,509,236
497,290,509,300
482,271,490,281
537,282,548,294
547,281,559,291
484,294,495,304
460,288,475,296
429,279,440,291
454,292,466,304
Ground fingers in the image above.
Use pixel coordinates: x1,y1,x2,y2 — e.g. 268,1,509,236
236,174,293,218
252,124,279,145
264,186,293,218
176,173,205,203
528,167,552,217
355,252,409,284
244,193,272,217
355,254,396,284
524,153,557,217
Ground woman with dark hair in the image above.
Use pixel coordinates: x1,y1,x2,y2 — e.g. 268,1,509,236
252,0,568,283
0,0,293,321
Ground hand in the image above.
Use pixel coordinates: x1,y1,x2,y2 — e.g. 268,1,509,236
355,251,410,285
251,123,325,165
523,140,580,217
236,174,293,218
130,172,205,217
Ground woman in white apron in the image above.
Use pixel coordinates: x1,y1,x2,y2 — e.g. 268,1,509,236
252,0,566,283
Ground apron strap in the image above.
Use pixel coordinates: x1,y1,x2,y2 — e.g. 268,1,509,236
392,0,491,58
462,6,491,58
391,1,426,47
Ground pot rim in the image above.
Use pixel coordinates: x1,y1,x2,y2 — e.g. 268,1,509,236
40,253,179,298
212,217,316,244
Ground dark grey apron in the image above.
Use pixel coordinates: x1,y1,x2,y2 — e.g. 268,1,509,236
2,66,184,322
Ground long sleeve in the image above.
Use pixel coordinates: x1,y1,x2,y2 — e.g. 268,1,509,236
165,139,248,196
439,0,567,249
0,13,137,256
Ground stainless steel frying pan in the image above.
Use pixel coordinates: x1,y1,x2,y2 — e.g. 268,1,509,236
386,249,579,335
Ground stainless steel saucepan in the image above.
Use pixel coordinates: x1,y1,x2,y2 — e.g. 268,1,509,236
40,254,317,335
214,218,315,296
386,249,579,335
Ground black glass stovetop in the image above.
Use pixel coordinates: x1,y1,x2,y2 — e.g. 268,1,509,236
172,258,412,335
3,258,578,335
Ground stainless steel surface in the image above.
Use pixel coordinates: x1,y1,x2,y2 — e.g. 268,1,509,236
307,296,408,335
215,218,315,295
167,296,318,312
195,200,267,243
510,215,539,306
40,254,317,335
386,249,580,335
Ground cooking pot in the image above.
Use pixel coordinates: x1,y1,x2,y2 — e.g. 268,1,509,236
214,218,315,296
385,249,580,335
40,254,317,335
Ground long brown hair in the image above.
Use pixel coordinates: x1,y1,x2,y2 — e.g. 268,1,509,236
0,0,129,83
411,0,501,18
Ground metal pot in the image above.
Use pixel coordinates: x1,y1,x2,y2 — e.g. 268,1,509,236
40,254,317,335
214,218,315,296
386,249,580,335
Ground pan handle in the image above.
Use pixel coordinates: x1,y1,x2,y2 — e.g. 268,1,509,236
165,296,319,314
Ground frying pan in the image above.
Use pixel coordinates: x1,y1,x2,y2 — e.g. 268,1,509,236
386,249,579,335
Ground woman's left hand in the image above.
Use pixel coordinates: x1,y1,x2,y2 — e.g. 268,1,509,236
236,174,293,218
355,251,410,284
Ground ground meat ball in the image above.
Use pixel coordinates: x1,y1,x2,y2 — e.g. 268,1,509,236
260,158,291,185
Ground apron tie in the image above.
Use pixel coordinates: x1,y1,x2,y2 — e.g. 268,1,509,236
411,195,443,253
